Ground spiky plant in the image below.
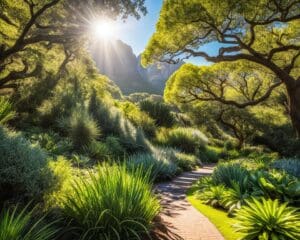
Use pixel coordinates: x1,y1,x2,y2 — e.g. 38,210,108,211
0,205,58,240
61,164,160,240
212,163,249,188
234,198,300,240
198,185,229,208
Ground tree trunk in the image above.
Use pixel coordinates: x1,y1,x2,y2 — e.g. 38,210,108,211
287,86,300,138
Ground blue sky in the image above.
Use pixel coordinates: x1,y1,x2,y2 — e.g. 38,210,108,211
114,0,216,66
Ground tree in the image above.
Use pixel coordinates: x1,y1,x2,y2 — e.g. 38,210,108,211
142,0,300,137
0,0,146,90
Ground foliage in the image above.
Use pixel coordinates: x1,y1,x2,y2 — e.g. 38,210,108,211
127,150,178,181
69,111,100,150
234,198,300,240
45,156,74,208
25,130,72,156
197,185,228,208
118,101,156,137
211,163,250,188
0,126,51,201
157,127,208,153
88,92,151,153
198,146,220,163
139,100,175,127
83,140,110,162
61,164,160,239
0,97,15,124
173,152,200,171
272,159,300,178
104,136,125,159
250,170,300,206
0,205,58,240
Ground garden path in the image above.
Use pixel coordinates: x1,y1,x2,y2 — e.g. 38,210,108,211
152,166,224,240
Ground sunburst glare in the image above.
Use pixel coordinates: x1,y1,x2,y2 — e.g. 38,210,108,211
90,19,116,40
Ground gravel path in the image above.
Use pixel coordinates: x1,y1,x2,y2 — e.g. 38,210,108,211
152,166,224,240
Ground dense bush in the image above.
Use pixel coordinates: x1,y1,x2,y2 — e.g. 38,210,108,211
250,170,300,206
157,127,208,153
0,97,15,124
0,205,58,240
69,112,100,149
88,93,151,153
173,152,201,171
26,130,72,156
61,164,160,239
139,100,175,127
118,101,156,137
198,146,220,163
0,127,52,201
272,158,300,178
127,150,178,181
211,163,249,188
235,198,300,240
198,185,227,208
83,140,110,161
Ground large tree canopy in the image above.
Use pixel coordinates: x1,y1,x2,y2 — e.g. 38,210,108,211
0,0,146,90
142,0,300,137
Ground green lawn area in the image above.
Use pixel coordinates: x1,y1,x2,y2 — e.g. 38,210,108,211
187,190,242,240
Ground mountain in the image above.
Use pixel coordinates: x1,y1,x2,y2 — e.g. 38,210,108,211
91,40,183,95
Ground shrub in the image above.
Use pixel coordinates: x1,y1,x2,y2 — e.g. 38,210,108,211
0,205,58,240
118,101,156,138
45,156,74,207
174,152,201,171
105,136,125,158
83,140,110,161
212,163,249,188
0,97,15,124
139,100,175,127
222,181,251,214
157,127,208,153
61,164,160,239
0,127,51,201
234,198,300,240
89,94,151,153
197,185,228,208
127,151,178,181
69,112,100,149
272,158,300,178
250,170,300,206
198,146,220,163
26,130,72,156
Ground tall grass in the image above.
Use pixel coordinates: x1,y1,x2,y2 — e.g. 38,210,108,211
69,112,100,149
157,127,208,153
0,205,58,240
61,164,160,240
127,151,178,181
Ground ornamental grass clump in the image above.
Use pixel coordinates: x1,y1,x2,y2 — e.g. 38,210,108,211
61,164,160,240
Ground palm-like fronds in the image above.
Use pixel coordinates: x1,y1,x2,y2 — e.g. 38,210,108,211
234,198,300,240
0,205,58,240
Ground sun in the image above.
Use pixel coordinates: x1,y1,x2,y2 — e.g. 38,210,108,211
90,19,116,40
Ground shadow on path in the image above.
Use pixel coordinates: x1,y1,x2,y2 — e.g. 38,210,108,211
151,166,224,240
